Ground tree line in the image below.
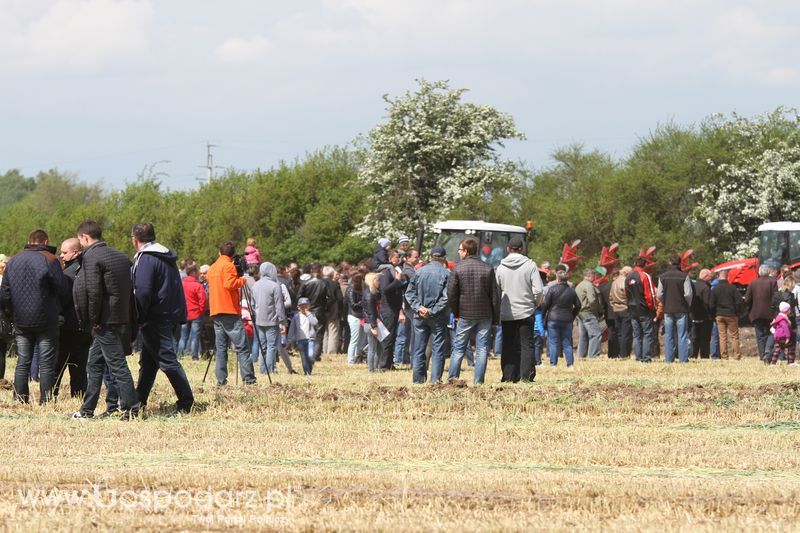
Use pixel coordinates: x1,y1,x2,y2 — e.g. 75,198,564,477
1,80,799,269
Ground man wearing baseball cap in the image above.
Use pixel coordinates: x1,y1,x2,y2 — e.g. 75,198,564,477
405,246,451,383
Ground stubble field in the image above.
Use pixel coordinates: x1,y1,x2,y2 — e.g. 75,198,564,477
0,349,799,531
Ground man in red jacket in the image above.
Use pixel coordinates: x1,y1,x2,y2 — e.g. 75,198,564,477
178,265,207,361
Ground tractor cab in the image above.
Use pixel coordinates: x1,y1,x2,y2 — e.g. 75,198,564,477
432,220,529,269
758,222,800,269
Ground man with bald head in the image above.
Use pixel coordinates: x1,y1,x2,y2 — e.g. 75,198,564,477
54,237,90,398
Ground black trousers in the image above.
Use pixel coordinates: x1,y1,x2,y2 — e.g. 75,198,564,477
378,307,399,369
606,317,620,357
54,329,91,398
616,312,632,358
0,338,6,379
692,319,713,358
313,312,327,360
501,317,535,382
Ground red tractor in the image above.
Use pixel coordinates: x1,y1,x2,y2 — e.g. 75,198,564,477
711,222,800,286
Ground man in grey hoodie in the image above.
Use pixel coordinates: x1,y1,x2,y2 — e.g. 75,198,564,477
495,237,543,382
251,262,287,375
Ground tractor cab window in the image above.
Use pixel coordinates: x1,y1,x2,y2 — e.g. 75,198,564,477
435,231,470,261
759,230,789,267
478,231,511,269
790,231,800,265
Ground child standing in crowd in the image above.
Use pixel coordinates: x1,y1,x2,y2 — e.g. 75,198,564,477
288,297,318,375
769,301,794,365
244,238,262,266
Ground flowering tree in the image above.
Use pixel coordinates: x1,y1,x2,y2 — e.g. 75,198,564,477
356,79,525,240
692,108,800,258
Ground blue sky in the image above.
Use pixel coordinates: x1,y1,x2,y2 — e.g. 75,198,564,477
1,0,798,190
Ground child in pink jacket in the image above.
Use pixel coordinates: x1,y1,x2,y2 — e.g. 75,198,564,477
244,238,262,266
769,301,794,365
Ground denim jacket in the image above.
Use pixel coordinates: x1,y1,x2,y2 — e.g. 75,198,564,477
405,262,450,319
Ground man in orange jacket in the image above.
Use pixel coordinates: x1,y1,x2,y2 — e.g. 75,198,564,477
207,241,256,386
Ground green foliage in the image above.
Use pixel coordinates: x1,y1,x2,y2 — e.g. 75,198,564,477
0,149,370,265
692,108,800,259
357,79,525,240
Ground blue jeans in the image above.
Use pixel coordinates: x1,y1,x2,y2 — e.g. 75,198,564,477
213,314,255,386
448,318,492,384
14,325,59,404
631,314,655,362
296,339,315,375
177,317,203,359
577,312,601,358
711,320,720,359
253,325,280,374
547,320,574,367
493,325,502,357
412,314,448,384
137,321,194,411
664,313,690,363
753,319,775,361
81,325,140,415
533,333,543,366
394,314,412,365
347,315,362,364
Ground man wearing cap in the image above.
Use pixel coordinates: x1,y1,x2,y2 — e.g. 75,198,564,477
657,254,694,363
496,237,543,381
397,235,411,253
372,238,392,269
575,268,603,359
447,238,500,384
405,246,450,383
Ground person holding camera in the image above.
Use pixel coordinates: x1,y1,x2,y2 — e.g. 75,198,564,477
207,241,256,386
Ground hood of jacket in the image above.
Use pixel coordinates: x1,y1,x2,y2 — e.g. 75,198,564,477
134,242,178,267
500,253,530,269
259,262,278,282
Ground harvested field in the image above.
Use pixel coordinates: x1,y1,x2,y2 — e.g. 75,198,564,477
1,353,799,531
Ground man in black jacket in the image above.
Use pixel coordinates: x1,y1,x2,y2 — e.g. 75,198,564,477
72,220,140,419
0,229,69,404
657,254,693,363
711,269,743,360
298,264,329,361
377,250,407,370
745,265,777,361
447,238,499,384
54,237,91,398
131,222,194,415
691,269,714,359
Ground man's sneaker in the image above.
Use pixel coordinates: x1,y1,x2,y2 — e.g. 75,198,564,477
0,378,12,390
71,411,93,419
97,410,119,419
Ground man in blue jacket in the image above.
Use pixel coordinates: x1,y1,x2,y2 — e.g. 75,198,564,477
131,222,194,415
405,246,450,384
0,229,68,404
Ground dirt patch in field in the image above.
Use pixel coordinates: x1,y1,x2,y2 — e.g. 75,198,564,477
565,380,800,403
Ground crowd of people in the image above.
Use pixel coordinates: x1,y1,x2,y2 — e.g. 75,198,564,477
0,226,796,418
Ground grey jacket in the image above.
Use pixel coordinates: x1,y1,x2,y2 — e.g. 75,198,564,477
495,253,543,321
251,262,286,327
575,279,603,317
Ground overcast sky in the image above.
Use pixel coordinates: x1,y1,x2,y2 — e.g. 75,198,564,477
1,0,798,190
